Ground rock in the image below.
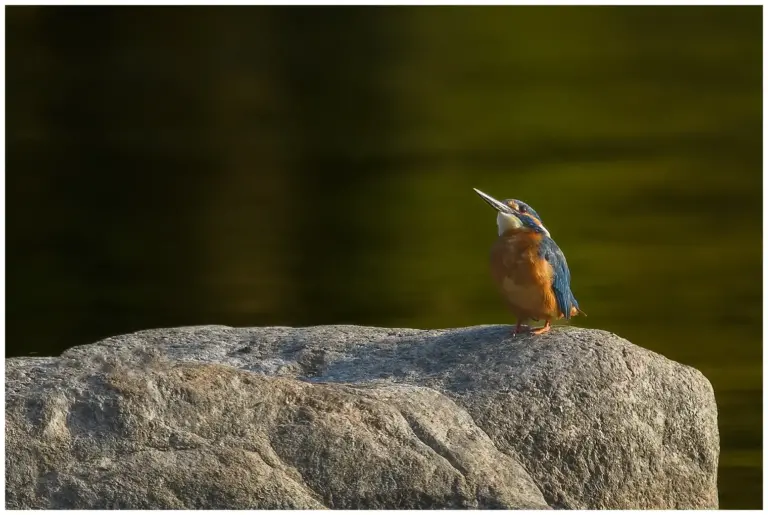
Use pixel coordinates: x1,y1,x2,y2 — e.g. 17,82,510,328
6,325,718,509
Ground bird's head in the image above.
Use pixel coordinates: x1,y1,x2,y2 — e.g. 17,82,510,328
473,188,549,237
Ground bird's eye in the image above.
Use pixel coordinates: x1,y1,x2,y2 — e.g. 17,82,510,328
519,205,527,213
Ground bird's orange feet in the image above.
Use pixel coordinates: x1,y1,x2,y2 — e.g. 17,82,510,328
530,321,551,336
511,321,531,337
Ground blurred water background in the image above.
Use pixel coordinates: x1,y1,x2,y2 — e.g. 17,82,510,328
6,5,762,508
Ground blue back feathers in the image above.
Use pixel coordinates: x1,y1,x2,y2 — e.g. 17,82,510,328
537,237,579,320
515,210,581,320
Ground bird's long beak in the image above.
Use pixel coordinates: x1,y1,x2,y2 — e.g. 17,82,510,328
473,188,514,214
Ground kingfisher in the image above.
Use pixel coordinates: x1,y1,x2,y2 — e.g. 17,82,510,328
473,188,585,336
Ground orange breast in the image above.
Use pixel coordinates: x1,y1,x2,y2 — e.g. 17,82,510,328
489,232,558,320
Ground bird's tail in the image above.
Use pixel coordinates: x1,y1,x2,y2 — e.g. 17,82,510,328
570,300,587,318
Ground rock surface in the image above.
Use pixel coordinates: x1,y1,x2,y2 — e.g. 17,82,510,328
6,324,719,509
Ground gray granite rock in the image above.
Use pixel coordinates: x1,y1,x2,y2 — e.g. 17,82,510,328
6,324,718,509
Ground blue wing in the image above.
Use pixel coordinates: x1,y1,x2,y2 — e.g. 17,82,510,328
538,237,579,320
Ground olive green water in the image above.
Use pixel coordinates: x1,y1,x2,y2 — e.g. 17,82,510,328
6,6,761,508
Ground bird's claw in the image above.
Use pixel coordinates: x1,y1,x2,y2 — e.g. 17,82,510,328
511,322,551,337
511,324,531,337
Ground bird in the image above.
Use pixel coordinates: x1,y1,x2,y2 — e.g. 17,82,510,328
473,188,585,336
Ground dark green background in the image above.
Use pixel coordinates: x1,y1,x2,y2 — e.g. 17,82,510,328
6,6,762,508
